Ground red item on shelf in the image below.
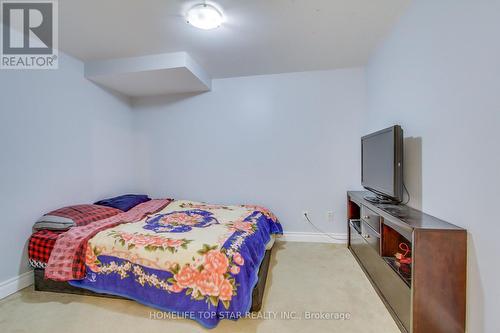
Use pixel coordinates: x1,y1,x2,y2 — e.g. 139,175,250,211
399,257,412,264
395,242,412,264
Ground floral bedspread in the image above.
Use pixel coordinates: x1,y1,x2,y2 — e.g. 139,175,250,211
69,200,282,328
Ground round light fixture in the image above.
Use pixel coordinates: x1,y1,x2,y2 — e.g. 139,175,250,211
186,3,223,30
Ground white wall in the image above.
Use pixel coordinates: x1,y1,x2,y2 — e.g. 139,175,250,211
133,68,366,235
0,54,136,287
365,1,500,332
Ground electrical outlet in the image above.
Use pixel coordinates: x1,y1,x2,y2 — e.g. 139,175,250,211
327,211,334,223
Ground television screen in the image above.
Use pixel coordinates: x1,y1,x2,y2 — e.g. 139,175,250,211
361,125,403,202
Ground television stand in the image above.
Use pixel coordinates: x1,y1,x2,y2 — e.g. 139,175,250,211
347,191,466,333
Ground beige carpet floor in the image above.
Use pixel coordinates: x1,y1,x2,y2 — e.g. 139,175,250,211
0,242,400,333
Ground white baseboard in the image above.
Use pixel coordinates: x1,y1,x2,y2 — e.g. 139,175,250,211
0,270,34,300
279,231,347,244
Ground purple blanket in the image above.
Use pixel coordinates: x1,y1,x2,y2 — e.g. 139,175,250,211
69,201,282,328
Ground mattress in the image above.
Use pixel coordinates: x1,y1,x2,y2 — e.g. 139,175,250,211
29,230,277,269
266,234,276,250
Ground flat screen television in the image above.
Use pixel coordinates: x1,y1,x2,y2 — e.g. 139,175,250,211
361,125,403,204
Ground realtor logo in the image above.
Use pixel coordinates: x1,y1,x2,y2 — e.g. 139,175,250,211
1,0,58,69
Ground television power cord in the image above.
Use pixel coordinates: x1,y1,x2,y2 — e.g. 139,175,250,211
303,212,347,242
402,183,411,205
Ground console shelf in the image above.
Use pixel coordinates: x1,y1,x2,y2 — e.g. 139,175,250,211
347,191,466,333
382,257,411,287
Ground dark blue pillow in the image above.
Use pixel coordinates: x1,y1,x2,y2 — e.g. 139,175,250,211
94,194,151,212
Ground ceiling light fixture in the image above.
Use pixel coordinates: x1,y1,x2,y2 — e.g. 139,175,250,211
186,3,223,30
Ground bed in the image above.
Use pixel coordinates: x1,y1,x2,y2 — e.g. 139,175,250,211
29,199,282,328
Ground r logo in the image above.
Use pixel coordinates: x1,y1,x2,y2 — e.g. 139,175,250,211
2,2,53,54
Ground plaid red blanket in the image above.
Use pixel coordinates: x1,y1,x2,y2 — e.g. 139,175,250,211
45,199,172,281
28,229,64,266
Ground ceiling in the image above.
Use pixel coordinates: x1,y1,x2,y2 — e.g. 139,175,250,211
59,0,410,79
